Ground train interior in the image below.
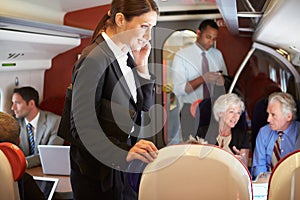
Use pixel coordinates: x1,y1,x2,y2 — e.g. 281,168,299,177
1,0,300,197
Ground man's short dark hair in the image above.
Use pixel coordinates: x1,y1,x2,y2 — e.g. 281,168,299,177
13,86,39,107
198,19,219,32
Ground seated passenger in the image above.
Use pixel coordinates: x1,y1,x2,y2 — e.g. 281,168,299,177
252,92,300,179
196,93,250,165
11,86,64,168
0,111,45,200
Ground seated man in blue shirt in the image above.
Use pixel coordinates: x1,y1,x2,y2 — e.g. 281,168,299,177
252,92,300,179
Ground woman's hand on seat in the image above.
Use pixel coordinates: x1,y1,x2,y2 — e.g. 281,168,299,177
126,139,158,163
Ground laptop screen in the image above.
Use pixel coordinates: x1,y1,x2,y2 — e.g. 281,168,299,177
253,182,268,200
38,145,70,175
33,176,58,200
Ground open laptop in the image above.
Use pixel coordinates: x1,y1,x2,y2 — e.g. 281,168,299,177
252,172,270,200
38,145,70,175
33,176,58,200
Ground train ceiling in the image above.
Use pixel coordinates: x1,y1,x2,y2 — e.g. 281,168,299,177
1,0,300,56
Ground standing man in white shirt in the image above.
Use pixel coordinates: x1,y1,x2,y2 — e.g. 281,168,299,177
172,19,227,141
11,86,64,168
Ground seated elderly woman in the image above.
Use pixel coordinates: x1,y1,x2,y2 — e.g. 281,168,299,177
195,93,250,165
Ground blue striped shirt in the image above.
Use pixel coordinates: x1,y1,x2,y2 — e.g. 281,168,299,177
252,120,300,178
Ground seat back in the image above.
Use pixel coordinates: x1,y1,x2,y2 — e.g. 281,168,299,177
251,97,269,152
194,98,212,128
138,144,252,200
39,96,66,116
268,150,300,200
0,142,26,200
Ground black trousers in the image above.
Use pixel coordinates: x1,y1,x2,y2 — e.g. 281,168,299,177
180,103,196,141
70,162,137,200
71,168,115,200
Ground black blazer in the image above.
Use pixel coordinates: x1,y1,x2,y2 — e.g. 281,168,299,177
196,120,250,153
69,35,155,191
18,172,45,200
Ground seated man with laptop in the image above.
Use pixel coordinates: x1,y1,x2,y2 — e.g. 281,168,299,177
11,86,64,168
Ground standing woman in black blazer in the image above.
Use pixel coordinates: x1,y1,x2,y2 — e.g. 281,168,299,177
69,0,159,199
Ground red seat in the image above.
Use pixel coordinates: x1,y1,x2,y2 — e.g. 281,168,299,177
0,142,27,200
39,96,66,116
190,98,202,118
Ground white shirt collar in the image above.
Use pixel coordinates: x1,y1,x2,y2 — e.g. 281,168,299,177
102,32,129,61
102,32,151,80
25,111,40,130
101,32,137,103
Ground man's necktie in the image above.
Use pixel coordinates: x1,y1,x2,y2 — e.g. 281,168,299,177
271,131,283,170
202,52,210,98
27,123,35,155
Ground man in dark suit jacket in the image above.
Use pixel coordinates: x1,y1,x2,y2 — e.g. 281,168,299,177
0,111,45,200
11,86,64,168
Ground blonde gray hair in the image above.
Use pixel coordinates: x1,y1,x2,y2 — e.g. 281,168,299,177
213,93,245,122
268,92,297,120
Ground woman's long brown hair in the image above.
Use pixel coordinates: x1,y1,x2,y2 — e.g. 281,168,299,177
90,0,159,43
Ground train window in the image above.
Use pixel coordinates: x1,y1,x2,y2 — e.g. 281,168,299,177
267,62,292,93
162,29,196,145
266,58,293,93
278,67,291,92
269,65,277,83
234,49,299,122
